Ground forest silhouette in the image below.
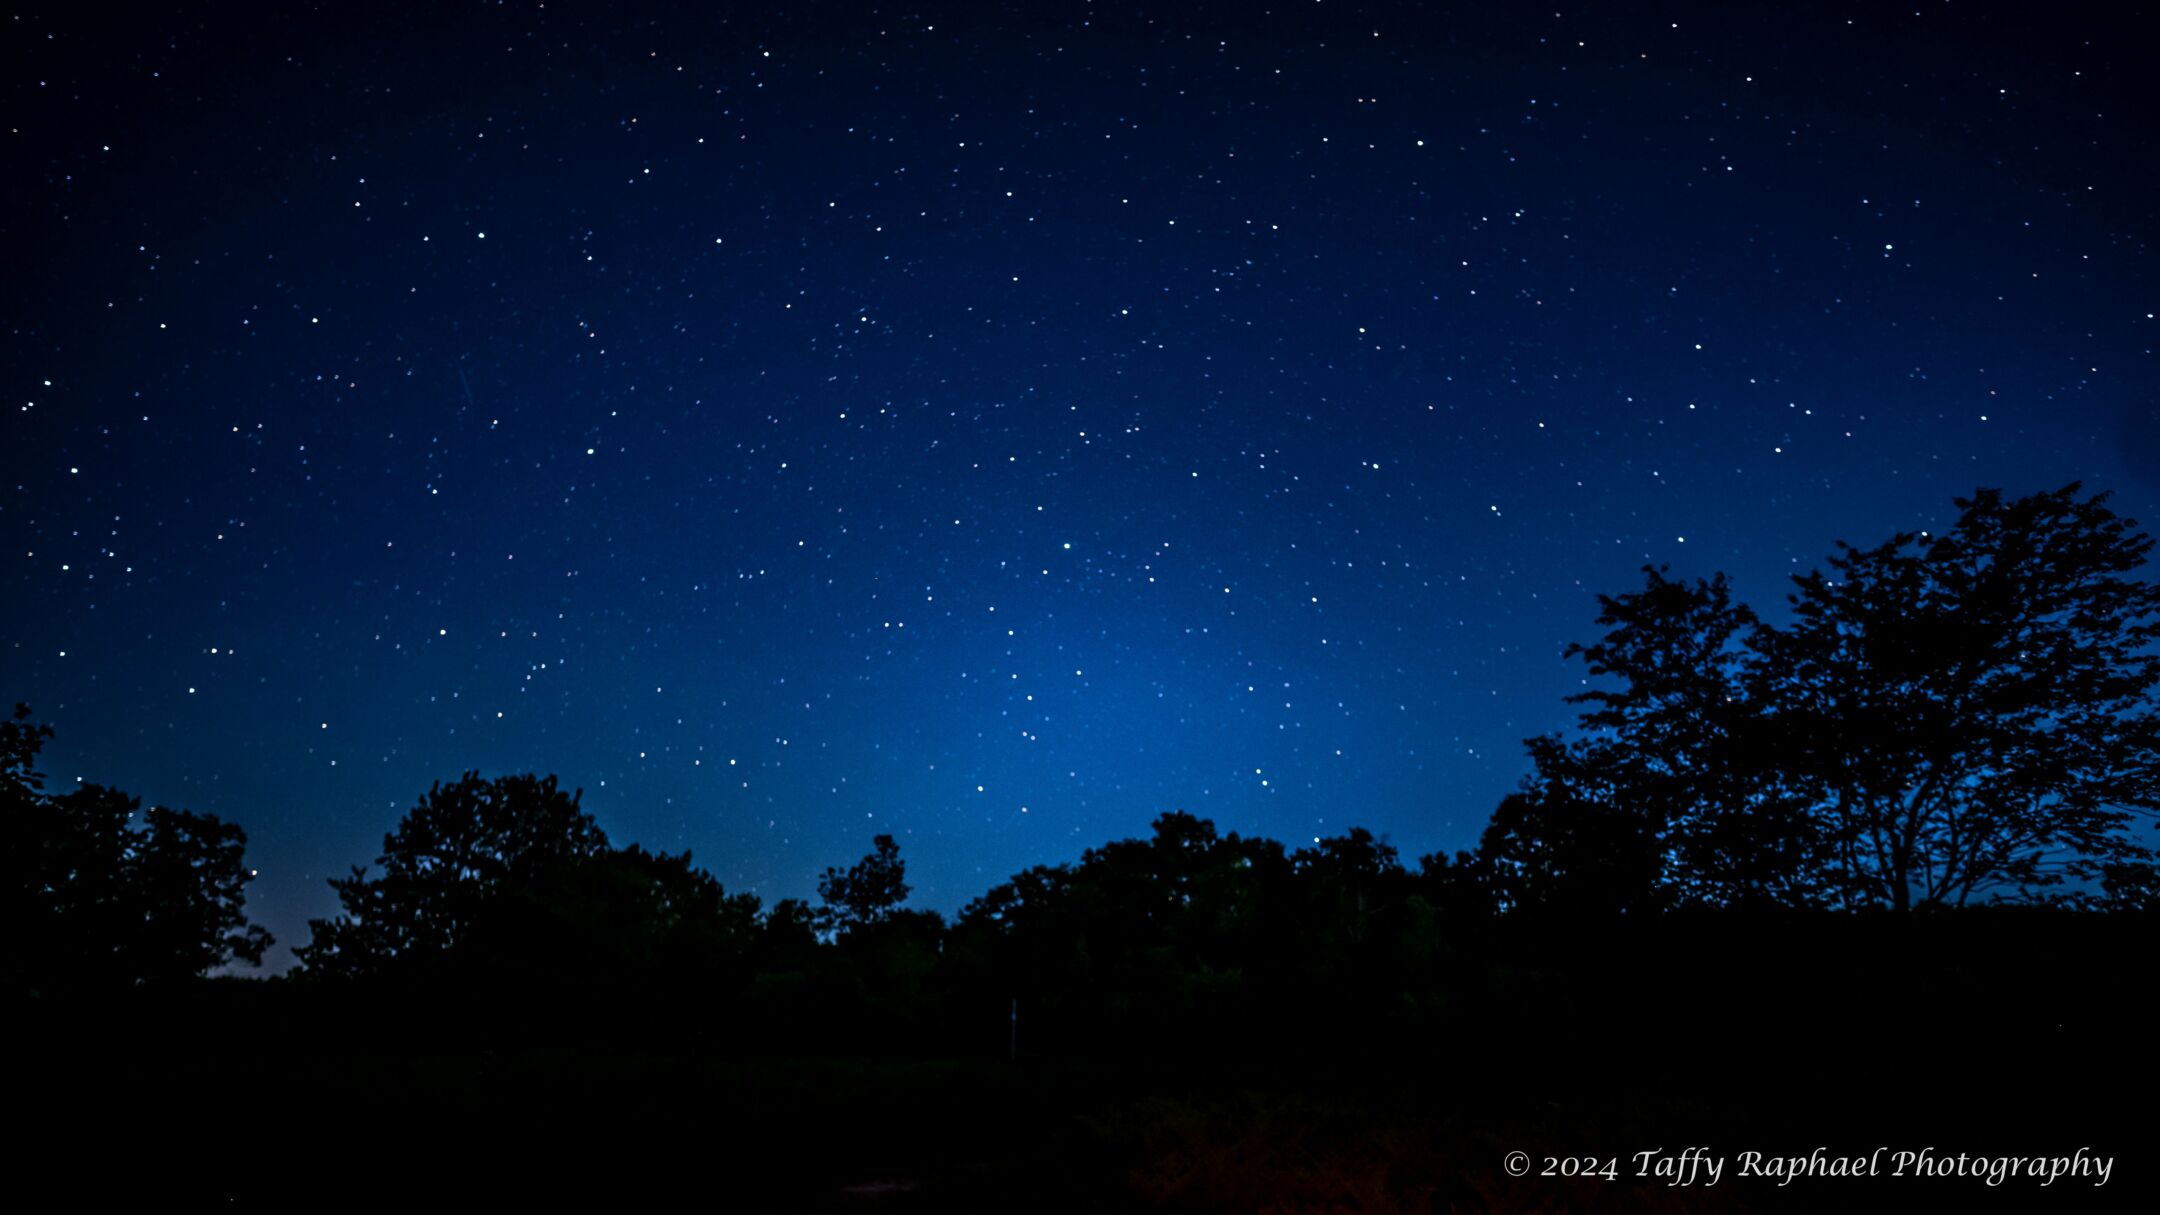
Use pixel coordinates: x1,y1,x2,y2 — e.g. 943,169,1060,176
12,484,2158,1210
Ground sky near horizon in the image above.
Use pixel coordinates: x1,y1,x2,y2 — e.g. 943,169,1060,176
6,1,2156,963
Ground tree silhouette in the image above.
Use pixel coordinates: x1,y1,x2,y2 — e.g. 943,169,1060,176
1755,485,2160,908
816,833,911,935
457,843,764,987
1475,737,1667,916
1292,827,1409,949
298,769,786,996
0,702,52,795
1485,485,2160,911
1547,567,1824,908
4,704,271,992
755,896,823,969
296,771,611,977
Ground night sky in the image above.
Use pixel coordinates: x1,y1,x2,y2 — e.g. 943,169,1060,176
7,2,2156,965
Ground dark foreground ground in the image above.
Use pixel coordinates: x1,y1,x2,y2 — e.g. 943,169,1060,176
18,912,2155,1211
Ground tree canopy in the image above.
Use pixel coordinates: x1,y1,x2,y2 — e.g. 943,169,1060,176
816,832,912,935
1479,484,2160,912
294,770,778,987
4,705,272,992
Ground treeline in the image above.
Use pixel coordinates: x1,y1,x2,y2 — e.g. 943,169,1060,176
9,485,2159,1042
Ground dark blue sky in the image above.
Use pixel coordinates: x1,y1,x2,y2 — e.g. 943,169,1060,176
6,1,2155,963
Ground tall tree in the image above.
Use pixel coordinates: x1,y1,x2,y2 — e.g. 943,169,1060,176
816,833,910,935
296,771,610,977
1754,485,2160,908
4,705,272,991
1483,485,2160,912
1560,568,1824,907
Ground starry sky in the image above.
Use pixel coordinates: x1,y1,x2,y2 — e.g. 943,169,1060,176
6,1,2156,964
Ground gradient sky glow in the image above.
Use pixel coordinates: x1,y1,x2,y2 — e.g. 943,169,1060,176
6,1,2157,964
